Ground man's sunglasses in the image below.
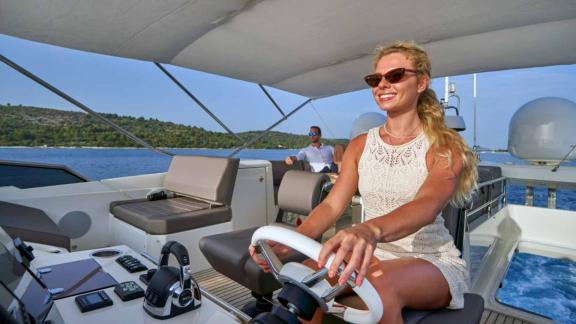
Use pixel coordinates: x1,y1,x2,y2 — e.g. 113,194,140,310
364,68,418,88
308,131,319,136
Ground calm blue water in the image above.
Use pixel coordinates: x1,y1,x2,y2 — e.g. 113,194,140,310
1,148,574,210
1,147,576,322
0,147,299,180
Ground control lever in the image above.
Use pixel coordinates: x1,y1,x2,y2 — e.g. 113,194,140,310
139,269,157,286
13,238,34,264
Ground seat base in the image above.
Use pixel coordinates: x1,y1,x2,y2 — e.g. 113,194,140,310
332,293,483,324
110,197,231,235
113,216,232,274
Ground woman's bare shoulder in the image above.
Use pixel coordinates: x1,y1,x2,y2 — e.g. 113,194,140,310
344,133,368,161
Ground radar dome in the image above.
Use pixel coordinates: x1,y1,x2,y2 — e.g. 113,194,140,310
508,97,576,164
350,112,387,139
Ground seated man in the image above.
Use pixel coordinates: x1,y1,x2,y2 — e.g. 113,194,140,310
285,126,335,173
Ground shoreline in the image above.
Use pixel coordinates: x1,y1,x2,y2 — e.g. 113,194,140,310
0,146,291,150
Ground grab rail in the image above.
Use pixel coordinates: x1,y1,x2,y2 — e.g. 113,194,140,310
465,176,507,232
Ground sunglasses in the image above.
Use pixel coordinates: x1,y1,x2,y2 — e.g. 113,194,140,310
308,131,319,136
364,68,418,87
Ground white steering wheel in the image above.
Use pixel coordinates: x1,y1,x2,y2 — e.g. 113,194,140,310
251,225,383,324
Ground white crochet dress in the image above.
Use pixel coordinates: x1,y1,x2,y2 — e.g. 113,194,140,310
358,127,468,309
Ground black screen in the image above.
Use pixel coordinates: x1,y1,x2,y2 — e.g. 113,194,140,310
84,293,104,304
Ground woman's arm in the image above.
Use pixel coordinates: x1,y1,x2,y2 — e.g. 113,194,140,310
318,145,464,286
366,146,463,242
250,135,366,272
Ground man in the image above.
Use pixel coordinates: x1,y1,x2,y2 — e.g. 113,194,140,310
285,126,335,172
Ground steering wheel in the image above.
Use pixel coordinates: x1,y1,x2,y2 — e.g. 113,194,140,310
251,225,383,324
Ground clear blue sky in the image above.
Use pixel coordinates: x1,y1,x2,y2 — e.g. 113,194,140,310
1,34,575,149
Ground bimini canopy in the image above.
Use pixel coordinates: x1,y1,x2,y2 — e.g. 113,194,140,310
1,0,576,98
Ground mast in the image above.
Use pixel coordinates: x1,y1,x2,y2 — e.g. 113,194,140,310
473,73,478,149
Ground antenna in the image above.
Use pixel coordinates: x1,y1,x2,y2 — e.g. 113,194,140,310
473,73,478,149
551,144,576,172
448,82,456,94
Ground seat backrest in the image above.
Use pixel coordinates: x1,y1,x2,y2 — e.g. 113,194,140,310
441,165,504,252
163,155,240,206
270,160,311,187
441,204,465,251
277,170,329,215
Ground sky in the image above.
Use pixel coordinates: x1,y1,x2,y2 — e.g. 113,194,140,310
1,34,576,149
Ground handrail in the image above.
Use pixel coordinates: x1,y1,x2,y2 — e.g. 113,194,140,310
465,176,507,232
465,193,505,220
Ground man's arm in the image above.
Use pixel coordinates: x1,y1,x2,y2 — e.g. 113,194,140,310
286,148,307,165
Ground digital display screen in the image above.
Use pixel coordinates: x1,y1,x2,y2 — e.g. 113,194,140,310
84,293,103,304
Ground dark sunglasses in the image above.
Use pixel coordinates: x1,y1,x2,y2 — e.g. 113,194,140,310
364,68,418,87
308,131,319,136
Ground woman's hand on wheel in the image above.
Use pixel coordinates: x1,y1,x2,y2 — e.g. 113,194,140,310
249,240,293,273
317,223,381,286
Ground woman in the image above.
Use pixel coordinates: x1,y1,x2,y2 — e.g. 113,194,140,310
251,41,477,323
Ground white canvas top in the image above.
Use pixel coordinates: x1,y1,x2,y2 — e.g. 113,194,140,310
1,0,575,98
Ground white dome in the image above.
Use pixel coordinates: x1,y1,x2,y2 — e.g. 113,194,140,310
350,112,387,139
508,97,576,164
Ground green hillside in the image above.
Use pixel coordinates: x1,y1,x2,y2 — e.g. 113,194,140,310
0,104,347,148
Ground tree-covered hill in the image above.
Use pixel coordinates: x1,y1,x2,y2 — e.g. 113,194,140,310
0,104,347,148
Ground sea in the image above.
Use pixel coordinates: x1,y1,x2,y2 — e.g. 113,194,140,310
1,147,575,323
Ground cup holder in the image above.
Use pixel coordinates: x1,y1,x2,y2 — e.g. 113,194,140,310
90,249,121,258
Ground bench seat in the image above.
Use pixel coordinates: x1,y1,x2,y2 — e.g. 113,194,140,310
110,197,231,235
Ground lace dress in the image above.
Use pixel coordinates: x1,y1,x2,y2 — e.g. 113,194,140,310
357,127,468,309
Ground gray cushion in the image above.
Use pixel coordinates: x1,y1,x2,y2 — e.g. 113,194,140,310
111,197,231,235
270,160,310,186
0,201,70,250
277,170,329,215
110,155,239,235
164,155,239,205
270,160,311,204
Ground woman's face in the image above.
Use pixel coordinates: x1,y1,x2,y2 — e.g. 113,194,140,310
371,53,428,115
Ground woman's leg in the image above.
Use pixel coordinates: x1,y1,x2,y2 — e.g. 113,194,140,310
302,256,451,324
366,256,451,324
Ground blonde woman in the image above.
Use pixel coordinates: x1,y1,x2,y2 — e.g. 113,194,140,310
251,41,477,323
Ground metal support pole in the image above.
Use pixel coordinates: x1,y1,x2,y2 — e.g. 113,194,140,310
444,77,449,104
548,187,557,209
228,99,312,157
0,54,173,156
258,84,285,116
525,185,534,206
473,73,478,149
154,63,242,141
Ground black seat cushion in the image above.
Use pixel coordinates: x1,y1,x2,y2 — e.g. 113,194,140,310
199,226,305,295
409,293,484,324
333,293,483,324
